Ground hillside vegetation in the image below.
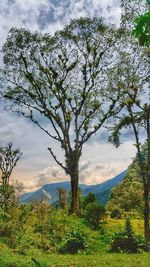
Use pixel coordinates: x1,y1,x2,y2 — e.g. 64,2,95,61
107,148,147,216
0,209,147,267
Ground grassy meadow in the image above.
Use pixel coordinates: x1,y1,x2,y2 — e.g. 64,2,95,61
0,216,148,267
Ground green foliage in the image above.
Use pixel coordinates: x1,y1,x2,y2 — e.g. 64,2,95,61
125,217,134,237
81,192,96,210
0,206,23,248
0,214,149,266
59,228,88,254
133,11,150,46
107,158,144,214
84,202,105,230
0,202,69,253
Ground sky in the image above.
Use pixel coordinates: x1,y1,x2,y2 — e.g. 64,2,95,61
0,0,137,191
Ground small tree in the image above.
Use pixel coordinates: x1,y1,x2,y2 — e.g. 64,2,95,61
84,202,105,229
0,143,22,210
57,188,67,209
1,18,120,213
81,192,96,210
125,217,134,237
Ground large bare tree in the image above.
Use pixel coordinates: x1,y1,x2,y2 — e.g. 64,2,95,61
1,18,121,213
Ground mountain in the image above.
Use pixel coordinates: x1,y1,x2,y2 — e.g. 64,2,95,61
20,170,127,205
20,182,88,204
83,170,127,204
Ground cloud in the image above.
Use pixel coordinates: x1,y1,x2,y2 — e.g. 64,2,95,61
42,0,121,34
0,0,121,54
0,108,27,144
0,0,49,48
23,165,69,191
22,159,119,191
79,162,122,185
87,128,108,146
79,160,91,172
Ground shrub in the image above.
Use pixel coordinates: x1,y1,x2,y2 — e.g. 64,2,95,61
110,208,122,219
81,193,96,210
59,228,87,254
111,232,146,253
110,217,147,253
0,206,24,248
84,202,105,229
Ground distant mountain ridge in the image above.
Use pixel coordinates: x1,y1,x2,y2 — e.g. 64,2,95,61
20,170,127,205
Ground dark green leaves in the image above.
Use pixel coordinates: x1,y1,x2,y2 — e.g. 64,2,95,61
133,12,150,46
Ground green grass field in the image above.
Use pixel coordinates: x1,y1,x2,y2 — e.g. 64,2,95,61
1,248,150,267
0,218,148,267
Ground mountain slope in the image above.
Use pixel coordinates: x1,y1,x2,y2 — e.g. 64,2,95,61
83,170,127,204
21,182,88,204
20,171,127,205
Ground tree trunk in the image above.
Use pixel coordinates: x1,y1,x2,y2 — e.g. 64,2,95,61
70,175,79,214
144,186,150,242
66,150,80,214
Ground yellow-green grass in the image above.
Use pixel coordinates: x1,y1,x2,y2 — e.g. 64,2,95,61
105,218,144,235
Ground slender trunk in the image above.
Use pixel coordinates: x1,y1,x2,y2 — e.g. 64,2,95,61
144,111,150,242
144,186,150,242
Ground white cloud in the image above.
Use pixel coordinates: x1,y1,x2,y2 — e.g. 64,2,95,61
44,0,121,34
23,165,69,191
0,0,49,47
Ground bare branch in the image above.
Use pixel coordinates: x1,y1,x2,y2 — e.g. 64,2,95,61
48,147,67,172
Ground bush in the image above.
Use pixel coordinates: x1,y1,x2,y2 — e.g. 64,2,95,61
84,202,105,229
111,232,146,253
110,217,147,253
81,193,96,210
110,208,122,219
59,228,87,254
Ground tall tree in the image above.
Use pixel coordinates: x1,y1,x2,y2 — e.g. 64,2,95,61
108,40,150,240
0,18,120,213
113,0,150,242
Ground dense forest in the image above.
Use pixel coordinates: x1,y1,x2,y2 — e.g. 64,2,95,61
0,0,150,266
